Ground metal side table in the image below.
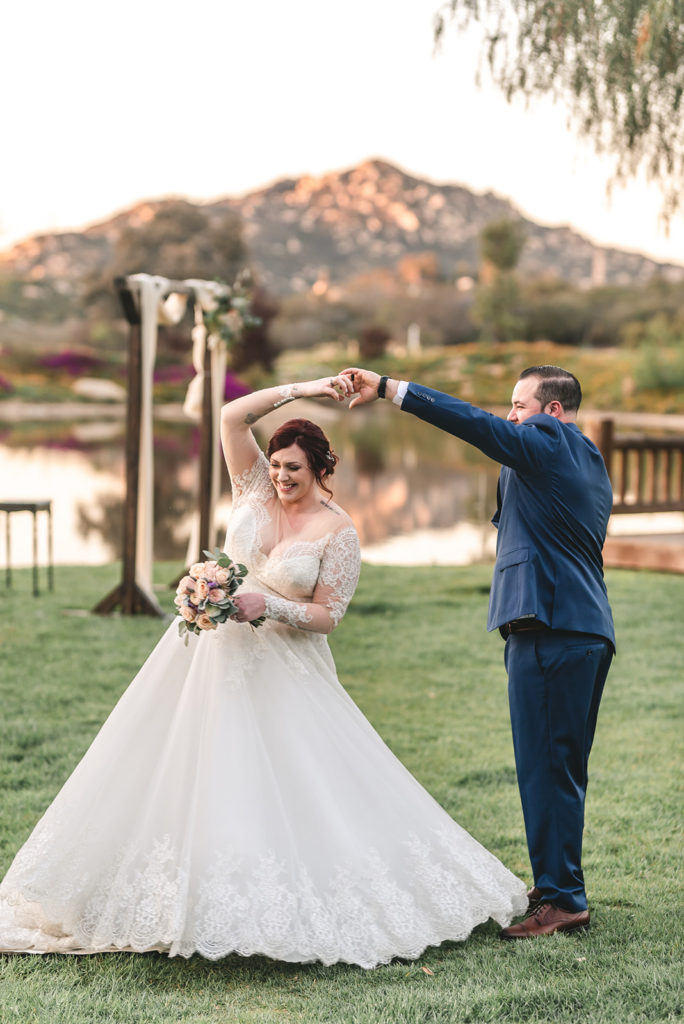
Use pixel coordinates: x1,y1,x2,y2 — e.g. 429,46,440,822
1,500,54,596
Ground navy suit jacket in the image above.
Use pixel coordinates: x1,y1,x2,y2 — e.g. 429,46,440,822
401,383,615,648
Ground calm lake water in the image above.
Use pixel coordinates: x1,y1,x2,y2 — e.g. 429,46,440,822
3,401,682,573
0,402,501,570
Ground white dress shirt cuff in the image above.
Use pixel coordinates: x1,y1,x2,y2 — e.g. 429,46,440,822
393,381,408,407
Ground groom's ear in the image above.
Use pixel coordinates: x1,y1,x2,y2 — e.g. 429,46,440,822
544,400,563,419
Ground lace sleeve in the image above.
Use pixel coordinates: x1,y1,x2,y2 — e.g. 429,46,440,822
263,596,313,628
261,526,361,634
231,452,274,507
315,526,361,628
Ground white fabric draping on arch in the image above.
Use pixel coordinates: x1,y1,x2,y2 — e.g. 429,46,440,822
182,280,230,561
126,276,188,606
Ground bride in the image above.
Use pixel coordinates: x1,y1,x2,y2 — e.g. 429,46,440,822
0,376,526,968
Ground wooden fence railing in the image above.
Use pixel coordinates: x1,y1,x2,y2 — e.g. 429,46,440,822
595,419,684,514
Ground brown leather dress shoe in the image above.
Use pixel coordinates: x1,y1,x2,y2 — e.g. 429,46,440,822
527,885,543,911
500,901,590,940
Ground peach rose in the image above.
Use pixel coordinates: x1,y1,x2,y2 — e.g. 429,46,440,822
208,588,225,604
193,579,210,601
196,612,217,630
180,605,197,622
215,567,231,586
189,562,206,578
176,575,195,594
202,561,218,581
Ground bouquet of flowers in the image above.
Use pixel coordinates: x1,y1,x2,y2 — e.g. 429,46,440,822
174,549,264,640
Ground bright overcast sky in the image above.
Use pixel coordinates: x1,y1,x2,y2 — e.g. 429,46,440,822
1,0,682,264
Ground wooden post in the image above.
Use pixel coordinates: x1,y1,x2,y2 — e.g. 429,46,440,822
47,501,54,591
5,512,10,589
596,418,614,476
197,339,214,559
31,509,38,597
93,279,162,616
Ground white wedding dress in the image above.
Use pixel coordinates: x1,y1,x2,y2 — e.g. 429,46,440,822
0,452,527,967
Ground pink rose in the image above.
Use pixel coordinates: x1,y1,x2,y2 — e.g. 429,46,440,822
208,588,225,604
215,567,231,585
189,562,205,578
180,605,197,622
196,612,217,630
194,580,210,600
176,575,194,594
202,561,218,581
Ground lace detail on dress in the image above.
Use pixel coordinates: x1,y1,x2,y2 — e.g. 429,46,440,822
230,452,274,505
263,595,313,628
0,828,527,964
211,618,268,691
319,527,361,626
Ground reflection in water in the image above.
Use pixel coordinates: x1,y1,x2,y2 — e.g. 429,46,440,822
0,444,124,566
0,406,500,567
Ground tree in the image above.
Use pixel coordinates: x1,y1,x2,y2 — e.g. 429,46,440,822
230,286,280,373
110,201,245,283
472,273,524,342
473,218,526,340
84,201,246,317
479,217,526,274
435,1,684,220
358,324,392,359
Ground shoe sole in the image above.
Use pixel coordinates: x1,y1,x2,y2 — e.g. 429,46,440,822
499,921,590,940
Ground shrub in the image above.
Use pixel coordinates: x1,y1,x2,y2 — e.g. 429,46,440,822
40,350,102,376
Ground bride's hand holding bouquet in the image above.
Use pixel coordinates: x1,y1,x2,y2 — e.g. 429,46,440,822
174,549,265,639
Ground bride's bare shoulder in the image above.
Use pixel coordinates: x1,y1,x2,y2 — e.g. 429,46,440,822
319,501,356,532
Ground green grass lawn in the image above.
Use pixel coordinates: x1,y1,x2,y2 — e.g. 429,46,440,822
0,563,682,1024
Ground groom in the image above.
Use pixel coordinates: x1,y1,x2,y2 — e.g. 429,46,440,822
342,365,615,938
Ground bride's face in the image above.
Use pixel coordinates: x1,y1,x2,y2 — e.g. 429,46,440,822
268,443,316,504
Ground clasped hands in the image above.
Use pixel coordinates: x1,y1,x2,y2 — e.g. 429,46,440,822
307,368,388,409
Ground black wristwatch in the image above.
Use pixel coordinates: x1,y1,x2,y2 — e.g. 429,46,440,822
377,375,389,399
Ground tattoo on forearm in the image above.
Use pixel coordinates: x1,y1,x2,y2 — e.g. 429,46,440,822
243,385,297,427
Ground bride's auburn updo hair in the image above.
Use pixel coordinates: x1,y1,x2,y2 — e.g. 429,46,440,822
267,418,339,499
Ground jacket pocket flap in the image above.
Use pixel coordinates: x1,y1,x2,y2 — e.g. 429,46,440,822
498,547,529,570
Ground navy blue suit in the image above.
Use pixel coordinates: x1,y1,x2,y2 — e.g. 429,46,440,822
401,383,615,911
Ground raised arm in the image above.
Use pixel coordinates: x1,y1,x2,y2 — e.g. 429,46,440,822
220,376,352,479
340,368,557,474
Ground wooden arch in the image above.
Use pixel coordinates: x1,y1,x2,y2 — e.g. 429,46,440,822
93,275,224,616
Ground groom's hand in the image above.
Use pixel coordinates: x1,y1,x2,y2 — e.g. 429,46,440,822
340,367,382,409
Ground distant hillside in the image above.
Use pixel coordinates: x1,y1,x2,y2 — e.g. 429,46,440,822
1,160,683,311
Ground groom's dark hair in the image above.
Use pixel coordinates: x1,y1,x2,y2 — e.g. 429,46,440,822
519,365,582,413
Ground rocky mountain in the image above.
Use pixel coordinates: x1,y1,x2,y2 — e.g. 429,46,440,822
2,159,682,306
